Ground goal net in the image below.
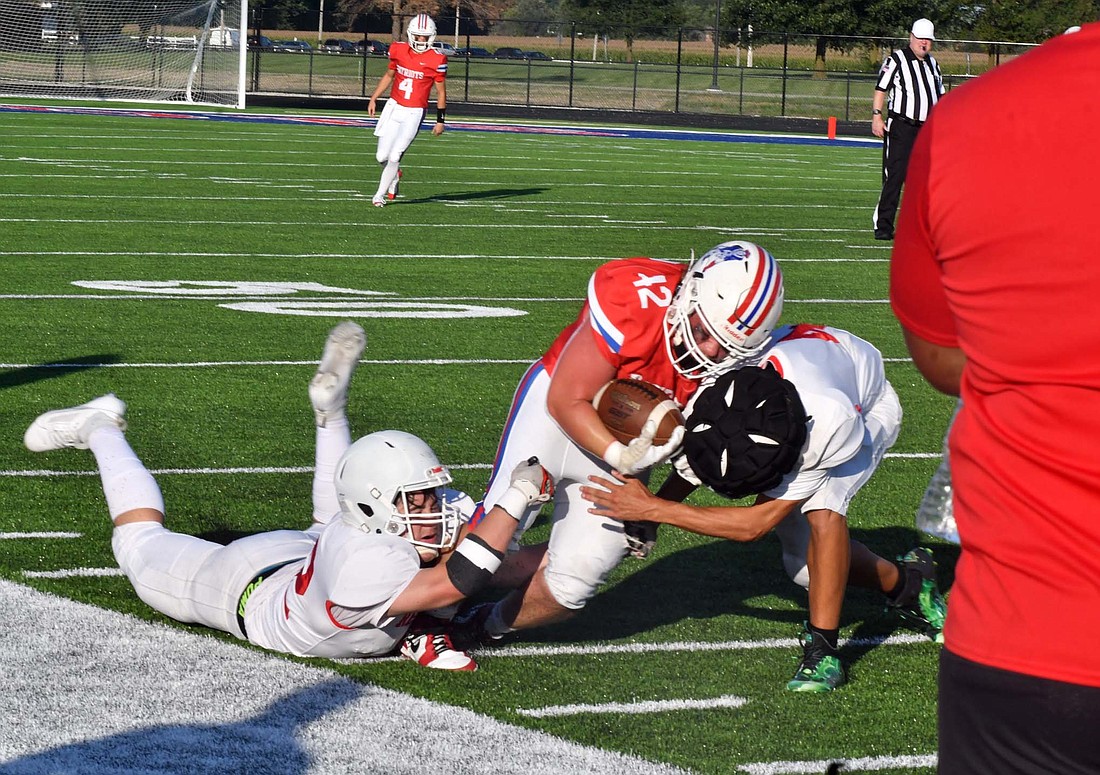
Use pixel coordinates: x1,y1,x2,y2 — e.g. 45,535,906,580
0,0,246,108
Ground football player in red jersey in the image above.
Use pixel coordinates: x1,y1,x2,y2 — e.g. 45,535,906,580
367,14,447,206
453,241,785,646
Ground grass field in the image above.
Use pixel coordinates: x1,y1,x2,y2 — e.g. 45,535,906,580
0,103,957,773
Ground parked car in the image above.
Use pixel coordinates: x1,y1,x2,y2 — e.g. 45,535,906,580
456,46,492,58
355,39,389,55
523,50,553,61
247,34,274,50
273,39,311,53
430,41,457,56
493,46,525,59
321,38,357,54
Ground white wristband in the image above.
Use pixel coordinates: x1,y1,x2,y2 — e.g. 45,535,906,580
495,485,532,521
602,440,627,470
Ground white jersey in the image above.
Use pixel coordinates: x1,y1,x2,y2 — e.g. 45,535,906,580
245,489,475,658
758,324,898,507
243,519,421,658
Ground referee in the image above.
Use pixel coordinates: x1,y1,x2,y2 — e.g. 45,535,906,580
871,18,945,240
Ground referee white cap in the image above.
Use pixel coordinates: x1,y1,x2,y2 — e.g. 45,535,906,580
911,18,936,40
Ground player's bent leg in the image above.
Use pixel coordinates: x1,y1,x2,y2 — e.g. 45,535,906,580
541,481,630,611
804,508,850,631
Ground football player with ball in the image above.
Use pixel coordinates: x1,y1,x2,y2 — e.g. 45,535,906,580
24,322,553,670
453,240,785,647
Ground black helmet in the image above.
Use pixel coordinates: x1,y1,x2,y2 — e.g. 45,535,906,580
683,365,808,499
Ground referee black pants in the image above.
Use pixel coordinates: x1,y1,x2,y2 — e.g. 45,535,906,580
939,648,1100,774
873,117,921,236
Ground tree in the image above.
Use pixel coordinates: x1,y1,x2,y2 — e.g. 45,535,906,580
560,0,686,61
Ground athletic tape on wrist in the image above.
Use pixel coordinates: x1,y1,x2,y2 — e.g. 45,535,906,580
446,534,503,597
495,484,536,521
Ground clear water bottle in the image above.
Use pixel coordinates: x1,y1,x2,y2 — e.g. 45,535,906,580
916,399,962,544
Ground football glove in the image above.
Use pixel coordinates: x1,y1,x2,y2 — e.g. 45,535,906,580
602,420,685,476
623,520,659,559
495,457,555,521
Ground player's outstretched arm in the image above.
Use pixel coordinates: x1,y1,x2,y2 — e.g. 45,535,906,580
582,471,798,542
386,458,554,615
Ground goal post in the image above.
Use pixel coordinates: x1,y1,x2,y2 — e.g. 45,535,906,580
0,0,247,109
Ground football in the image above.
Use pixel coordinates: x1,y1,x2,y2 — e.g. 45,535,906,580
593,378,685,446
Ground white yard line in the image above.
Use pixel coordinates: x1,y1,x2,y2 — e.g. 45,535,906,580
737,754,937,774
517,695,749,718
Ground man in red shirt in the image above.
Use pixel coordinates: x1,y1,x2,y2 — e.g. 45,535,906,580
890,23,1100,772
367,14,446,207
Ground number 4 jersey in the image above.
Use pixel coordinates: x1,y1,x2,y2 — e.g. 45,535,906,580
385,41,446,108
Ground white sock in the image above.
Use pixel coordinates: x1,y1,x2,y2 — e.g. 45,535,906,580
375,161,400,200
311,416,351,524
87,425,164,521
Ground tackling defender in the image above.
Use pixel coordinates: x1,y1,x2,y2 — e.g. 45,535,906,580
23,322,553,670
367,14,447,207
582,326,947,691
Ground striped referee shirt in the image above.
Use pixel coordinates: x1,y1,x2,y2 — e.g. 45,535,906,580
875,47,944,123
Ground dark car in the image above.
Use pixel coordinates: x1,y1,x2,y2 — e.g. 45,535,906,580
523,50,553,61
456,46,492,58
321,38,357,54
355,39,389,55
273,39,311,53
493,46,526,59
247,34,274,50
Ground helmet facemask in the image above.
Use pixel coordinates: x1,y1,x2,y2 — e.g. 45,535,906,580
334,430,462,562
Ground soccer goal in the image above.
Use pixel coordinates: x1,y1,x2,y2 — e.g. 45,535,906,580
0,0,247,108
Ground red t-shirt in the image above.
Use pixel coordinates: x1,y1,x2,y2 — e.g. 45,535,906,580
386,42,446,109
891,23,1100,687
542,258,698,407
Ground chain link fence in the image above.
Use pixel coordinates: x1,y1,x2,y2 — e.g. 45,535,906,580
246,13,1036,122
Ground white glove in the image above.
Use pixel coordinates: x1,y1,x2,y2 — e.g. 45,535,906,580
495,457,555,521
672,451,703,487
602,420,685,476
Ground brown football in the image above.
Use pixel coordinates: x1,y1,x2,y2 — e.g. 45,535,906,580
593,378,685,446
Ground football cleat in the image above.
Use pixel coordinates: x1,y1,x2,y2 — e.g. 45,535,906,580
309,321,366,428
888,547,947,644
24,394,127,452
449,602,506,651
371,198,385,208
399,630,477,671
786,624,846,692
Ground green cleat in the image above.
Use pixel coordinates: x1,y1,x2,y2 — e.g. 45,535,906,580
889,547,947,644
786,624,847,692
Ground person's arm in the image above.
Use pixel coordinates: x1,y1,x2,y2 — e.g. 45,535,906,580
871,89,887,138
545,324,619,459
386,459,553,615
367,70,394,116
901,327,964,396
581,471,799,542
431,79,446,136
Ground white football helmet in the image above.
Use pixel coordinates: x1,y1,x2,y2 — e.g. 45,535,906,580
406,14,437,53
334,430,461,558
663,240,784,379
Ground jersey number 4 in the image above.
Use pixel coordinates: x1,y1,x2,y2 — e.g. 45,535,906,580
397,77,415,101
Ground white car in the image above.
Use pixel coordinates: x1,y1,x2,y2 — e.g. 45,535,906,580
430,41,457,56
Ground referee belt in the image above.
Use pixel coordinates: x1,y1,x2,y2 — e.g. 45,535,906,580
236,559,298,639
889,112,924,127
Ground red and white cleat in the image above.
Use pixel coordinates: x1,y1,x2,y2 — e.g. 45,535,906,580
399,630,477,671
